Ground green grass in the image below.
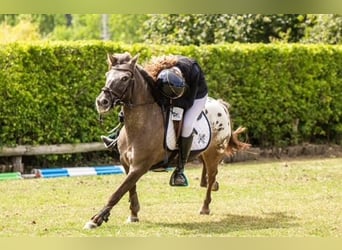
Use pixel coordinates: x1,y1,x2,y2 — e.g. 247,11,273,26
0,158,341,237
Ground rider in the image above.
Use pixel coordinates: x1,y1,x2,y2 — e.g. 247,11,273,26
148,55,208,186
101,55,208,187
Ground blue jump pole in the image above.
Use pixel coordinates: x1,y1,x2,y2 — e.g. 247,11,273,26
34,165,124,178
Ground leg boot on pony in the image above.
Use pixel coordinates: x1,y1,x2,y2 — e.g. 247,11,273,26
170,135,193,187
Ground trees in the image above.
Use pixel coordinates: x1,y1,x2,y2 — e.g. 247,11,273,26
231,14,309,43
0,14,69,42
0,14,147,42
0,18,41,42
0,14,341,44
109,14,148,43
48,14,102,40
142,14,310,45
302,14,342,44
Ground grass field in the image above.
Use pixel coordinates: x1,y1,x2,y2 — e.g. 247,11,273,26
0,157,341,237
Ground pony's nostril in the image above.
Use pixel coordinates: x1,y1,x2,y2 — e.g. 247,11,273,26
101,99,109,106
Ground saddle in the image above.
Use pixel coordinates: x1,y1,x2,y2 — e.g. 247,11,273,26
165,106,211,153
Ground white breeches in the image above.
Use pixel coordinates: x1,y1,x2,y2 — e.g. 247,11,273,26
181,94,208,137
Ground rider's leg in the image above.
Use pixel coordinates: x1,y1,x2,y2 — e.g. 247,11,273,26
170,94,207,186
170,134,193,186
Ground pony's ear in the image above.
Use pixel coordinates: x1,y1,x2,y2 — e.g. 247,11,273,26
107,53,117,67
129,54,139,68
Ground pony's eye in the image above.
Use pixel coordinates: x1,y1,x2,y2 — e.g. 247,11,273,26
121,76,129,81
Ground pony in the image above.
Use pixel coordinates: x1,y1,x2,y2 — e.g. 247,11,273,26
84,53,250,229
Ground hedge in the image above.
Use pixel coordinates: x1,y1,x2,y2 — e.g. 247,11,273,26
0,41,341,154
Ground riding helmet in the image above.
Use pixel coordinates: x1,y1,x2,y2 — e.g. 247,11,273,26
156,67,186,99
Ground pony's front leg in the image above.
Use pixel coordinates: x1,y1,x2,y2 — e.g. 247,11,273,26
123,162,140,223
127,184,140,223
84,168,147,229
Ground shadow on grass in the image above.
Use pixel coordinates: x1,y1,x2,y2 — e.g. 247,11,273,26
149,212,299,235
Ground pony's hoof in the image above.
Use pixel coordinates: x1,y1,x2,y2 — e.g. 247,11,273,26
127,216,139,223
200,181,207,188
83,221,98,229
200,208,210,215
212,181,219,191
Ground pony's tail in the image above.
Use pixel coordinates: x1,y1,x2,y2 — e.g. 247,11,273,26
225,126,251,156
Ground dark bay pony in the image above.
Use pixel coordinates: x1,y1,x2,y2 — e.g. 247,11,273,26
84,53,250,229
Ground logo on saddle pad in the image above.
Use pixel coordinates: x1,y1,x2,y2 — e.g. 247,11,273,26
166,107,211,152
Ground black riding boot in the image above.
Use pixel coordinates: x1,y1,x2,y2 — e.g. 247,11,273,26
170,135,193,187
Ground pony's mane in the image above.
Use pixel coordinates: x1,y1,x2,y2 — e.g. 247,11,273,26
143,55,178,81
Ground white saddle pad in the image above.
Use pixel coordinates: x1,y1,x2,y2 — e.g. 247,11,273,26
166,111,211,152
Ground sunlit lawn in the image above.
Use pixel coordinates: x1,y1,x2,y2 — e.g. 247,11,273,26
0,157,341,237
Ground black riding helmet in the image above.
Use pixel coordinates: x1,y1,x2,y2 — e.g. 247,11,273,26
156,67,186,99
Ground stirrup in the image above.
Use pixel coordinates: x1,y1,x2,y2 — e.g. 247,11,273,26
101,135,118,150
169,170,188,187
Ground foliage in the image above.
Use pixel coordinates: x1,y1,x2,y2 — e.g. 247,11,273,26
143,14,310,45
0,41,113,147
232,14,309,43
0,14,147,43
109,14,148,43
0,42,341,165
0,20,41,42
1,14,342,46
47,14,102,40
0,14,67,37
0,14,20,25
44,14,148,42
200,44,342,146
302,14,342,44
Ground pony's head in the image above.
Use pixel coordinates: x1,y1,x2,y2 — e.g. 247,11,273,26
96,53,139,114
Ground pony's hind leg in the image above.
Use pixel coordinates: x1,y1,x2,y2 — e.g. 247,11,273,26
199,155,219,191
199,155,207,188
199,155,220,215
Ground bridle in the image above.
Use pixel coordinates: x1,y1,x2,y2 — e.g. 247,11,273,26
100,63,157,113
101,64,137,108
